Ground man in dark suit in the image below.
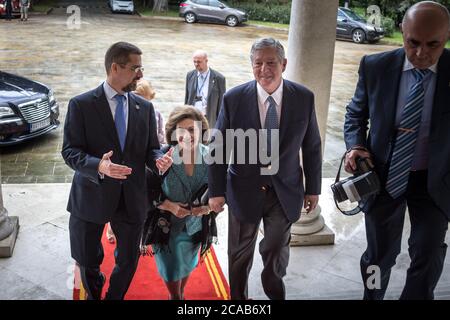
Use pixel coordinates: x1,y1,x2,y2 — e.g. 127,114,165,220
185,50,226,129
208,38,322,300
62,42,172,300
5,0,13,21
344,2,450,300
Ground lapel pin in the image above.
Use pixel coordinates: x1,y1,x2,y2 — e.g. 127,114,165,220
135,104,140,110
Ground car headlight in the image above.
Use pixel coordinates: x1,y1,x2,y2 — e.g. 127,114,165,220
0,4,4,9
48,90,55,103
0,105,16,118
366,25,375,31
237,10,245,15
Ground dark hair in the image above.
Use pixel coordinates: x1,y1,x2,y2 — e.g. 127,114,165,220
165,105,209,146
104,42,142,75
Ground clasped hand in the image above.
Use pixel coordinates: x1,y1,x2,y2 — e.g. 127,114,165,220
157,199,210,218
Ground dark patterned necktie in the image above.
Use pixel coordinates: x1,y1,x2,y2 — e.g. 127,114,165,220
264,96,278,157
385,68,430,199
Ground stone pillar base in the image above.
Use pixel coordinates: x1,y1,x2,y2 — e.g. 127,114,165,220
290,224,335,246
290,206,335,246
0,216,20,258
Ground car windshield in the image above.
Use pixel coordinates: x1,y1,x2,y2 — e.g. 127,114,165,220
341,8,366,22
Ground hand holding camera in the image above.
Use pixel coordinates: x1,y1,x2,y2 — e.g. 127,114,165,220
344,147,374,173
331,147,380,215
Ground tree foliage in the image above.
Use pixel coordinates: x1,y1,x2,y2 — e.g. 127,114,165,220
341,0,450,24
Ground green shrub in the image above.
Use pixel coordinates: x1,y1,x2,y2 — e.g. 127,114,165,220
230,2,291,24
381,16,395,37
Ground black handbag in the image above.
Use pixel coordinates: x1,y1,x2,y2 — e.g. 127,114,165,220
189,184,218,257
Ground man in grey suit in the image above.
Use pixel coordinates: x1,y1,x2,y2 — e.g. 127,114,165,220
208,38,322,300
344,2,450,299
185,50,226,128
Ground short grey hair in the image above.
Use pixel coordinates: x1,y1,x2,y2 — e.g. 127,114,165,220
193,49,208,59
250,38,286,63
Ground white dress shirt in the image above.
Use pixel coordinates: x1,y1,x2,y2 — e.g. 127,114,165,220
103,81,129,131
194,68,210,115
257,79,283,127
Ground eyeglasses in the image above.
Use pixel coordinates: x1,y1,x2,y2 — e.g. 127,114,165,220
118,64,145,74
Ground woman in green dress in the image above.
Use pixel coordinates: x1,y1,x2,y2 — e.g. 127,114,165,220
154,105,211,300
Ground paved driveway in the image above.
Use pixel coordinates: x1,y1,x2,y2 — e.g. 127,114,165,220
0,2,397,183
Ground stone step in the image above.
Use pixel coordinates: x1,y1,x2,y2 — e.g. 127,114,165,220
285,284,450,300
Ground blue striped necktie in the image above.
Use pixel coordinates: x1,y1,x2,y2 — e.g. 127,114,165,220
385,68,430,199
264,96,278,157
114,94,127,151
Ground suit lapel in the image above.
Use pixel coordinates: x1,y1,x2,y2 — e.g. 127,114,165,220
279,80,291,143
189,71,197,103
93,85,122,153
207,69,215,101
383,49,404,134
124,93,139,154
249,81,262,130
430,49,450,137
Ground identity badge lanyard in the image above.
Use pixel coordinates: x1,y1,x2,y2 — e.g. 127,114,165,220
197,70,210,97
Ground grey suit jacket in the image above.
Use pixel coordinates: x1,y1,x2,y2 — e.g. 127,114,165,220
185,67,226,128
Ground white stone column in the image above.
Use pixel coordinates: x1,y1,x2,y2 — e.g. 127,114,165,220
0,183,19,257
286,0,339,246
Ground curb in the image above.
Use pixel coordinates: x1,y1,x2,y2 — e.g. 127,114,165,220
137,12,182,22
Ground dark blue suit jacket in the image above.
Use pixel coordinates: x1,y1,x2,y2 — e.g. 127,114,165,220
61,84,161,224
344,48,450,220
208,80,322,223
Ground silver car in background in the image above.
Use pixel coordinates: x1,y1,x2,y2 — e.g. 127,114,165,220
179,0,248,27
109,0,135,14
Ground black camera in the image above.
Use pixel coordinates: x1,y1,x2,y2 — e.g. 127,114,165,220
331,155,380,215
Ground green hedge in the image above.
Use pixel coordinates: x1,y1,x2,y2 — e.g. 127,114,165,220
230,2,291,24
381,16,395,37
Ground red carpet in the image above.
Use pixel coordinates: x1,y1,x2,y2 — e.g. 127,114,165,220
73,228,229,300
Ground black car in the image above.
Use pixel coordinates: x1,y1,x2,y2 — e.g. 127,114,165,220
0,71,60,146
337,7,384,43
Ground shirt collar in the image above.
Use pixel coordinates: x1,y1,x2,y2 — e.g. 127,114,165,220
197,68,210,78
257,79,284,106
403,56,437,73
103,81,128,101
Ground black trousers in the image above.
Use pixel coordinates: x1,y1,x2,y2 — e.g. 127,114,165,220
6,5,12,20
228,187,292,300
361,170,448,300
69,195,143,300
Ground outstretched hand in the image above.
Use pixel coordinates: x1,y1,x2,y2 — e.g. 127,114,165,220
156,147,174,174
98,150,132,179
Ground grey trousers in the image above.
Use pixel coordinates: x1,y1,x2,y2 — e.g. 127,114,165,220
228,188,292,300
